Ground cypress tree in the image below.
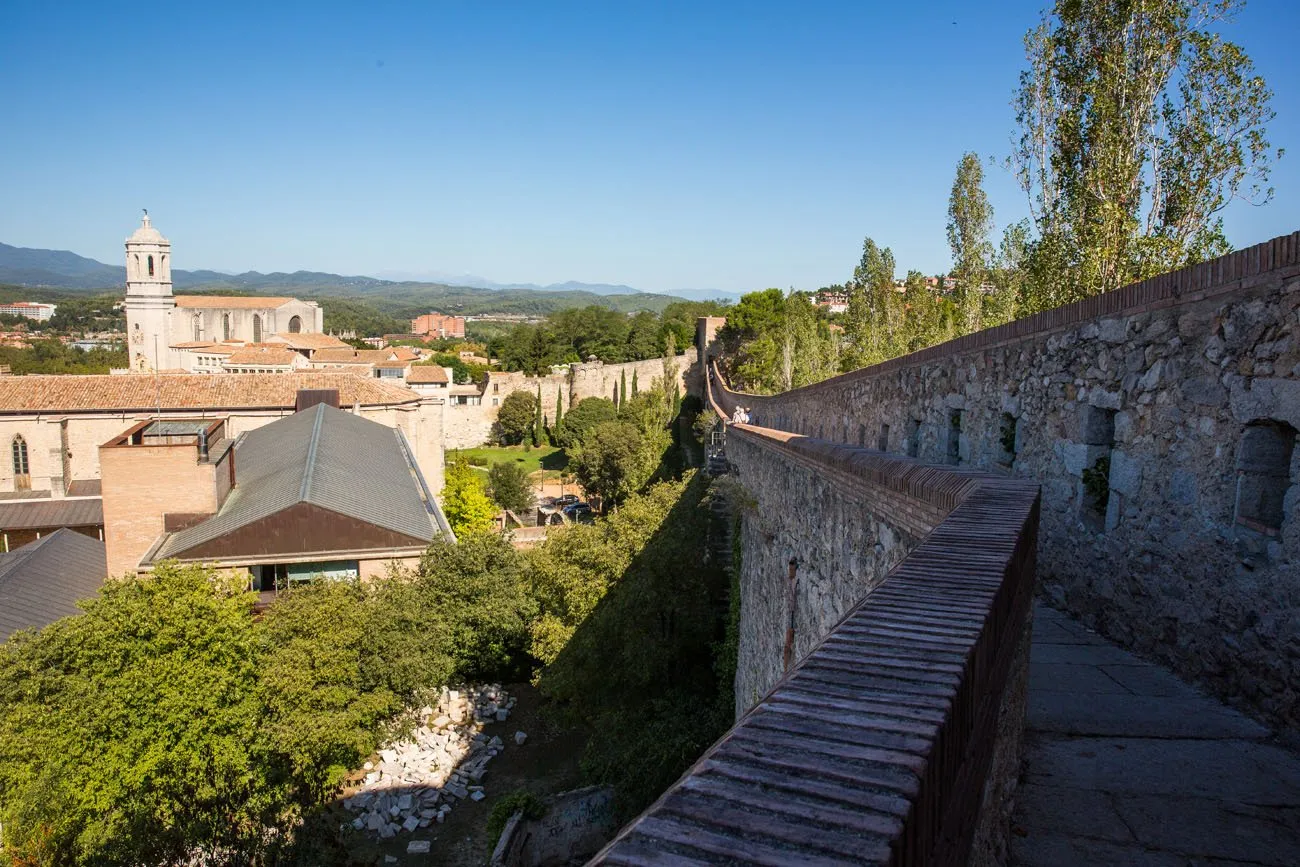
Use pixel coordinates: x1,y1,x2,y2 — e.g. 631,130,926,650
534,386,544,446
619,370,627,406
631,370,639,396
554,387,564,436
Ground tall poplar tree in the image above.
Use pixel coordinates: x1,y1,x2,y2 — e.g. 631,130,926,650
1012,0,1279,309
946,152,995,335
843,238,899,370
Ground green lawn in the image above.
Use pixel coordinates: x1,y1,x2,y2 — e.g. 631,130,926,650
449,445,568,476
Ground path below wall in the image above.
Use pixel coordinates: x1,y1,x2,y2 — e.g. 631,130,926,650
1013,603,1300,866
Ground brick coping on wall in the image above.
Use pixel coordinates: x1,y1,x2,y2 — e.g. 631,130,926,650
589,371,1041,866
718,231,1300,402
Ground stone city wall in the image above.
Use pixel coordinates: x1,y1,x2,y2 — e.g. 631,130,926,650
594,416,1040,865
718,232,1300,728
443,349,699,450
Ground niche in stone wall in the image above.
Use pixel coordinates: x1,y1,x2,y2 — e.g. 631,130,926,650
947,410,963,465
877,423,890,453
1078,405,1117,532
998,413,1018,467
906,418,921,458
1234,420,1296,538
858,424,867,448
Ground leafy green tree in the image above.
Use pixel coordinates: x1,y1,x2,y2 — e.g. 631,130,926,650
1012,0,1279,308
496,389,538,446
412,532,537,682
569,420,644,509
947,153,995,334
555,397,618,450
717,289,839,393
843,238,901,369
488,460,536,515
442,458,498,534
0,564,283,866
554,387,564,439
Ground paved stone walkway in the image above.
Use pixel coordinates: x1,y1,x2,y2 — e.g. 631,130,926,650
1012,603,1300,866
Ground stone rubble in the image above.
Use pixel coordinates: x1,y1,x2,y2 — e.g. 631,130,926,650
340,684,525,840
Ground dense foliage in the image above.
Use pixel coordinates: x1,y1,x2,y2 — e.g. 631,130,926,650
487,460,536,515
495,390,539,446
441,458,498,535
529,473,731,814
0,339,126,375
488,301,724,374
554,397,617,450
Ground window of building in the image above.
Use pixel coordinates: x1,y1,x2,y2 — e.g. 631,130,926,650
1235,420,1296,535
147,255,154,277
222,314,231,341
253,314,262,343
288,315,302,333
12,435,28,476
492,398,499,406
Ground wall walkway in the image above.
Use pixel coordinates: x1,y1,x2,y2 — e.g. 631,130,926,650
1015,602,1300,865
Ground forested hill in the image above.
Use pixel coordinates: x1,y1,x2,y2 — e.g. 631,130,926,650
0,242,685,315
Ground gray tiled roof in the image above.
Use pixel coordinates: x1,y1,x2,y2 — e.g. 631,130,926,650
156,403,438,559
0,528,107,642
0,497,103,530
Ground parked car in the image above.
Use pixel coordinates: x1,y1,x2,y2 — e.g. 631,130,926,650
563,502,595,523
554,494,580,507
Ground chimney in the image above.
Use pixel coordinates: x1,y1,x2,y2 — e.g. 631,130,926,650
295,388,340,412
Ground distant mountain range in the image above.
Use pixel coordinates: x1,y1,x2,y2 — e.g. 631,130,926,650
0,242,741,305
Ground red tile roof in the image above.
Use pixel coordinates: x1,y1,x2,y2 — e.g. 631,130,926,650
174,296,296,309
0,373,421,413
406,365,449,384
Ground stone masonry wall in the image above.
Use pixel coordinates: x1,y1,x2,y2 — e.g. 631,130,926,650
721,233,1300,727
443,349,699,450
727,429,957,715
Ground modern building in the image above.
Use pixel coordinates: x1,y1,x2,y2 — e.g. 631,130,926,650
121,212,324,373
0,528,107,643
411,312,466,340
100,402,450,586
0,302,57,322
0,374,445,500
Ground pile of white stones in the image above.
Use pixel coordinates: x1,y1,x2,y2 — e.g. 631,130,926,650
341,684,527,839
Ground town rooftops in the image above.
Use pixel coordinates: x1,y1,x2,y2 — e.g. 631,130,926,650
0,372,422,414
406,366,450,384
149,403,442,564
0,528,107,642
0,498,104,531
174,296,297,309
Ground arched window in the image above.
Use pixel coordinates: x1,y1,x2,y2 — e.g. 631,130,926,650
147,255,154,277
253,314,262,343
192,315,201,342
222,314,231,341
287,315,302,333
12,435,28,476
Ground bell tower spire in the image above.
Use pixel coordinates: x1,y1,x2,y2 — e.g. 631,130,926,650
123,210,176,372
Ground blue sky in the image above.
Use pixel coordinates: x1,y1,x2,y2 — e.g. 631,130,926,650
3,0,1298,294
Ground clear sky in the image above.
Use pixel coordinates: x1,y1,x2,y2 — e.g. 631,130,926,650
3,0,1298,294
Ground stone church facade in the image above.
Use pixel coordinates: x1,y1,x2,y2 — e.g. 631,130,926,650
122,212,323,372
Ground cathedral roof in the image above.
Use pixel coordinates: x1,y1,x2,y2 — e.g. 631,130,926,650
174,296,296,309
126,212,168,245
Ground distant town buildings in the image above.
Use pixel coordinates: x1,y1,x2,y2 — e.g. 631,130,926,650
0,302,56,321
813,290,849,314
411,312,466,340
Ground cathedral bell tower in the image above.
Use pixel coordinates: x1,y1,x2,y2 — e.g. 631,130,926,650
123,210,176,372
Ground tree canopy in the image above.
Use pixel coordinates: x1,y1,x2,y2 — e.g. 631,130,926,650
495,390,539,446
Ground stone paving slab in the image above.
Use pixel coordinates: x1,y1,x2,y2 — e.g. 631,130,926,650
1012,603,1300,867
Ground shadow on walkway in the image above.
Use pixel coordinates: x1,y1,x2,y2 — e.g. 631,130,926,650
1012,603,1300,866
